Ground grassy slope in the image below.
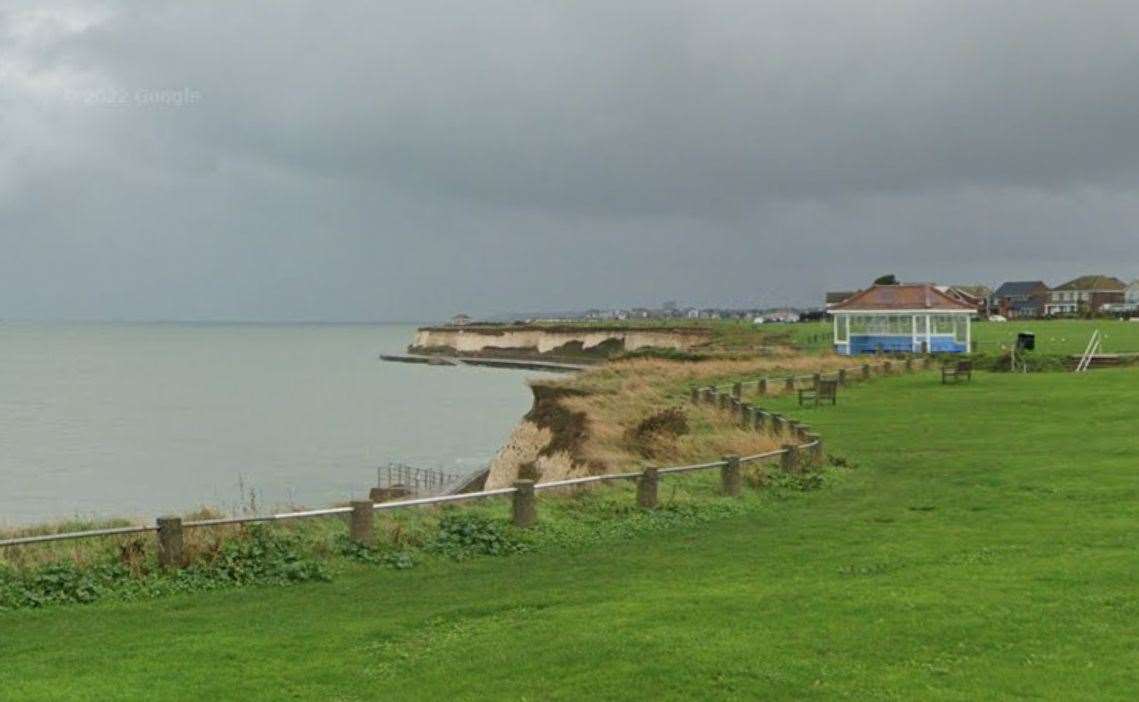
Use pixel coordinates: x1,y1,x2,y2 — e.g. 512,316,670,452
2,370,1137,700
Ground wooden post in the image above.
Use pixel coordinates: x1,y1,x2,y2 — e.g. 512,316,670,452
637,467,659,509
757,378,768,396
862,363,871,380
796,423,812,441
806,433,824,466
156,516,184,570
741,404,753,426
787,420,801,439
837,368,847,386
702,387,714,404
719,393,731,411
812,372,821,389
753,409,767,431
772,414,787,436
780,444,800,473
689,386,700,404
720,455,741,497
732,382,742,400
512,480,537,528
349,500,375,546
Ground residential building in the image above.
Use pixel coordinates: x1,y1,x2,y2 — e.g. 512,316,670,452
991,281,1050,319
1043,275,1126,316
1101,280,1139,315
945,285,992,315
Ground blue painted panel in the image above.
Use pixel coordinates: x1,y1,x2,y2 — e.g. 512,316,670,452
929,337,967,353
841,335,967,355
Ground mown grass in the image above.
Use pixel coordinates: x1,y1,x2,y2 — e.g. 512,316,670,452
2,367,1136,699
972,318,1139,354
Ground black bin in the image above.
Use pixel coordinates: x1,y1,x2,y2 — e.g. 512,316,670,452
1017,332,1035,351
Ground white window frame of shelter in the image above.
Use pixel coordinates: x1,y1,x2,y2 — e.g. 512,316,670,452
834,314,850,343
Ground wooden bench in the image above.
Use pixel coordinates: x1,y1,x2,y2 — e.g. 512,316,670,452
941,360,973,384
799,378,838,407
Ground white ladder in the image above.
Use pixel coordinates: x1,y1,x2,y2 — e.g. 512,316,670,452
1075,330,1101,373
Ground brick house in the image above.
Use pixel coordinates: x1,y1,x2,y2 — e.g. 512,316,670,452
1043,275,1126,316
991,281,1050,319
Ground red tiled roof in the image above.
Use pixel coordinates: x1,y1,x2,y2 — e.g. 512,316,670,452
829,284,976,312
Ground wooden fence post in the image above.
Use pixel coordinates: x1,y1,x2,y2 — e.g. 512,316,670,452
637,467,659,509
772,414,787,436
719,393,731,411
702,387,715,404
812,373,821,389
753,409,767,431
780,444,800,473
689,386,700,404
757,378,768,396
721,455,741,497
837,368,847,386
156,516,184,570
784,377,795,393
796,423,812,442
512,480,537,528
732,382,742,399
806,433,825,466
741,404,753,426
349,500,375,546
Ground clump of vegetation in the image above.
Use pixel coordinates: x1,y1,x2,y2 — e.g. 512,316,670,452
428,513,528,560
966,352,1070,373
0,526,327,610
626,407,689,459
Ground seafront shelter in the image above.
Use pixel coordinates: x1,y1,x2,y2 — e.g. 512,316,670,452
828,284,975,355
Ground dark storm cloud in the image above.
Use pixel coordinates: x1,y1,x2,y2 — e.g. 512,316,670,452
3,0,1139,320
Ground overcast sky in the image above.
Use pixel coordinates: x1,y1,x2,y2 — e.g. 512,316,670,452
3,1,1139,321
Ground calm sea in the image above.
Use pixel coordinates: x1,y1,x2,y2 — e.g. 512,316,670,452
0,323,542,527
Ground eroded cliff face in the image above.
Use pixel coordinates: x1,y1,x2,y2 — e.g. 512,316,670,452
411,326,710,358
485,384,596,489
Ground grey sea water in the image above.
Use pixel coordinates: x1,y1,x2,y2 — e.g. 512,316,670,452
0,323,542,526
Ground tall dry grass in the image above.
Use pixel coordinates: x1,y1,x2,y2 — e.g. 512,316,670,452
532,353,860,474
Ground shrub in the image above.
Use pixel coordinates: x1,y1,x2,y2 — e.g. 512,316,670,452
0,525,327,611
429,513,528,560
626,407,689,458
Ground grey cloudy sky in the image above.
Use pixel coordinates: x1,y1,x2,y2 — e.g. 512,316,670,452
3,1,1139,321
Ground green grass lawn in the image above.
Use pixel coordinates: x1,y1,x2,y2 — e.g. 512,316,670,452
972,319,1139,355
2,370,1137,700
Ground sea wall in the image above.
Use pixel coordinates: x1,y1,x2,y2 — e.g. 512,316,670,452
410,325,711,358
